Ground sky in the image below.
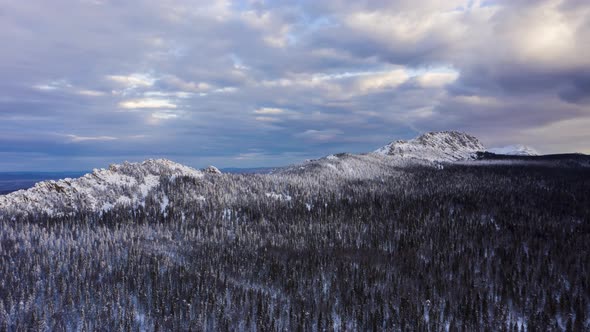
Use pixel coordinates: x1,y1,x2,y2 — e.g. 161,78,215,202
0,0,589,171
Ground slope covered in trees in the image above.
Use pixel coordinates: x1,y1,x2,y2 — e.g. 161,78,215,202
0,156,589,331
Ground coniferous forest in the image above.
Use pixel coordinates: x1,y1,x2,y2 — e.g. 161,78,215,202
1,161,589,331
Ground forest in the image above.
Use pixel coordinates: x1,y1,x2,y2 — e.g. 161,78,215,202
0,160,589,331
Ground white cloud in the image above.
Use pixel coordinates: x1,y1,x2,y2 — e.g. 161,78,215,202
34,81,108,97
496,0,589,68
151,111,179,120
77,89,106,96
107,73,156,88
453,95,500,106
254,107,285,115
260,69,411,99
212,87,237,93
344,8,467,46
354,69,409,94
415,71,459,88
33,84,58,91
144,91,194,98
241,10,292,48
162,75,211,92
119,98,177,109
66,134,117,142
33,80,72,91
255,116,282,123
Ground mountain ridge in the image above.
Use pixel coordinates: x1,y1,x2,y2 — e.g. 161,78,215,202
374,131,485,162
1,131,588,217
0,159,205,216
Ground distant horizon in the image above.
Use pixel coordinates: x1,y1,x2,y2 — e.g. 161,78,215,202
0,166,280,173
0,131,588,172
1,149,588,173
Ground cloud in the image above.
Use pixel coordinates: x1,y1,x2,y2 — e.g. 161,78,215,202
240,10,293,48
33,84,59,91
161,75,211,92
255,116,282,123
414,70,459,88
77,89,106,97
234,151,267,160
118,98,177,109
66,134,118,142
151,111,179,120
295,129,344,142
146,110,182,125
254,107,286,115
344,9,462,45
354,69,409,94
33,80,72,91
143,91,194,98
107,73,156,88
1,0,589,170
495,0,588,68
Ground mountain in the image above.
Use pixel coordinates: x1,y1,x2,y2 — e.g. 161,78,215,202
374,131,485,162
2,133,589,331
0,154,426,217
277,152,426,179
2,131,586,217
0,159,205,216
488,144,538,156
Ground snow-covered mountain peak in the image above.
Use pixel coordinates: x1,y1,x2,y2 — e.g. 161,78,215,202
202,165,222,174
488,145,538,156
0,159,203,216
375,131,485,162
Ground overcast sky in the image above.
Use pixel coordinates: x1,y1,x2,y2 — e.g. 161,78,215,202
1,0,589,170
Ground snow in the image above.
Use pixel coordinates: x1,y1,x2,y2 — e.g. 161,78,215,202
202,165,222,174
101,202,114,212
139,174,160,198
160,194,169,213
0,133,560,218
116,196,132,206
265,192,292,201
0,158,203,216
280,151,431,179
374,131,485,162
488,144,538,156
374,144,391,155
